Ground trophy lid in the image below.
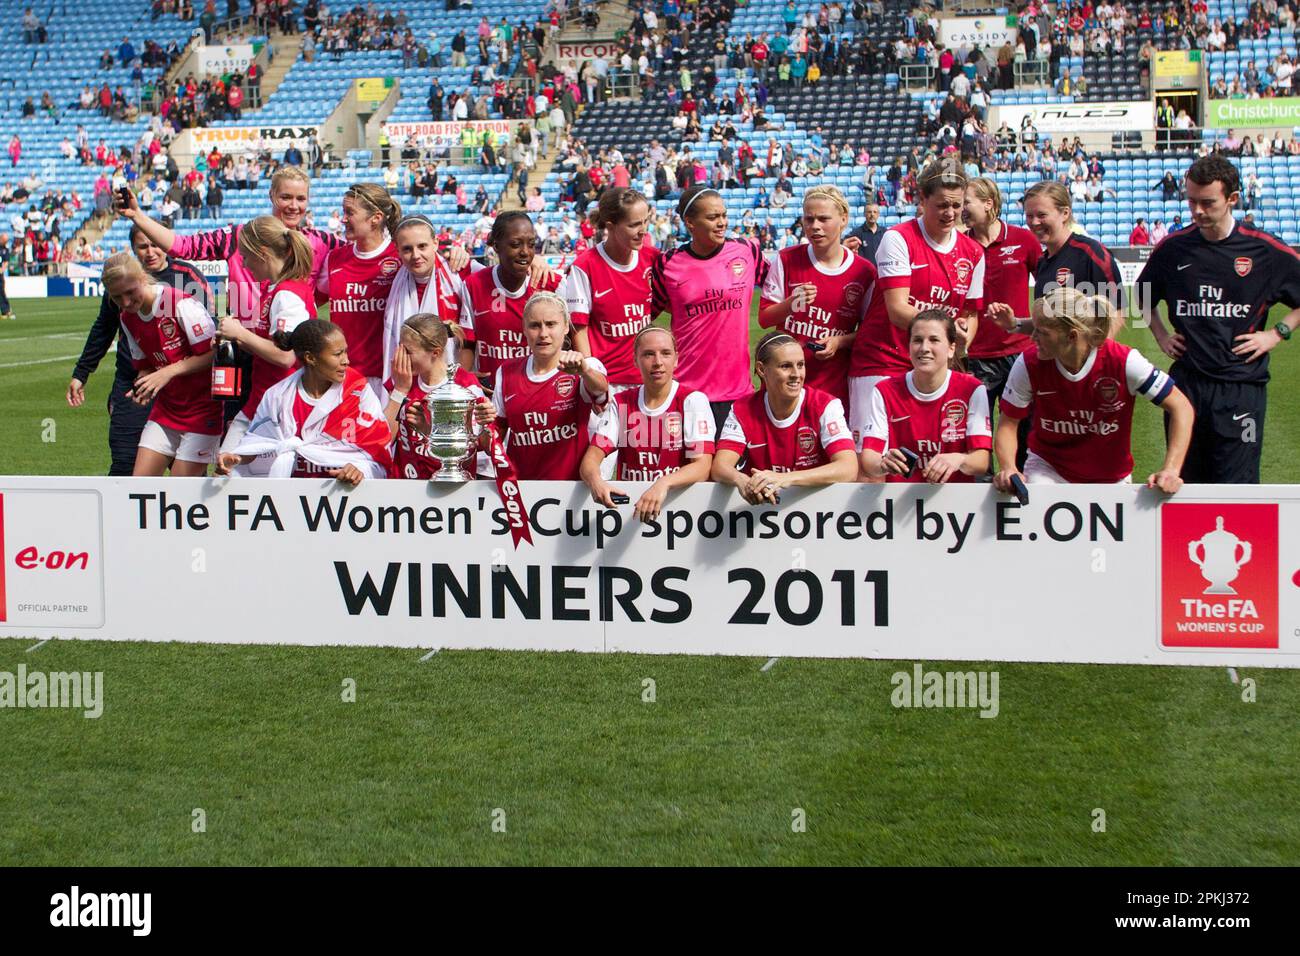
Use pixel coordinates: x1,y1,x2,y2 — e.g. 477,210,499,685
426,379,475,403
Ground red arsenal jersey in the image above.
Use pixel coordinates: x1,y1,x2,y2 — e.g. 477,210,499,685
562,242,660,385
590,381,715,481
717,386,854,474
459,265,564,379
970,221,1039,359
761,243,876,404
118,283,223,435
492,355,609,480
1000,338,1174,482
859,370,992,483
323,239,401,378
243,279,317,419
850,218,986,377
387,367,486,479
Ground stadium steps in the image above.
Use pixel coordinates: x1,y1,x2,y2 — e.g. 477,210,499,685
256,39,305,109
500,152,558,211
558,0,635,41
201,22,305,113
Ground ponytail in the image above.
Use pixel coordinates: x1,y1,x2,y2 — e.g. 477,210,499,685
273,318,342,358
238,215,313,282
1034,287,1115,347
346,182,402,237
401,312,452,353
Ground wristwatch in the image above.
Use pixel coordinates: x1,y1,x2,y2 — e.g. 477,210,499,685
1275,321,1293,342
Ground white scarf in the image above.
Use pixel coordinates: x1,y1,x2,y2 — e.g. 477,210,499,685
382,259,461,375
233,369,392,478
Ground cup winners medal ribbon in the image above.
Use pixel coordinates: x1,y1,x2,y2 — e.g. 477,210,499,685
484,423,534,548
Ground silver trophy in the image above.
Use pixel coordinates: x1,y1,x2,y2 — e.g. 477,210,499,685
424,379,476,482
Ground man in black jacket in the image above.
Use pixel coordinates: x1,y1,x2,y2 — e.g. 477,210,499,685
66,227,214,475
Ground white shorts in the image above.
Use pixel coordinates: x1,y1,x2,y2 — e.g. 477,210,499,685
848,374,890,452
1023,451,1132,484
219,411,251,455
139,421,219,464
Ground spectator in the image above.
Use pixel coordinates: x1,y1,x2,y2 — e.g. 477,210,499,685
1129,218,1150,245
205,179,223,219
22,7,40,44
1155,171,1180,201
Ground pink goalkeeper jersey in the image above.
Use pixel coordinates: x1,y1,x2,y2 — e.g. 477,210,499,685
168,224,342,326
650,237,768,402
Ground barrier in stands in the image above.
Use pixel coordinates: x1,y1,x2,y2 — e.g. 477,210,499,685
186,125,322,156
939,16,1019,49
383,120,524,151
196,42,261,75
554,39,623,62
990,101,1155,135
1207,98,1300,129
1,479,1297,667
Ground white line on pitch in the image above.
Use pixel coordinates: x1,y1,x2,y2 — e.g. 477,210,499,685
0,353,85,370
0,332,84,344
761,657,779,672
26,639,51,652
1227,667,1240,685
418,648,441,662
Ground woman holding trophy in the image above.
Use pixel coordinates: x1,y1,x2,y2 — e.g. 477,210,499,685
385,313,486,480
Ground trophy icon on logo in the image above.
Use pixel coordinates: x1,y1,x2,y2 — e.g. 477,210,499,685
1188,516,1253,595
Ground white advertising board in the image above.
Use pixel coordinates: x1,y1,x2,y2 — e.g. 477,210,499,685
2,479,1298,667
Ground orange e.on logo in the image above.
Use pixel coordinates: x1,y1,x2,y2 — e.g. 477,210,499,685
1160,503,1279,649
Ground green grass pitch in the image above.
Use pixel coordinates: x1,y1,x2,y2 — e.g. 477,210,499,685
1,295,1299,865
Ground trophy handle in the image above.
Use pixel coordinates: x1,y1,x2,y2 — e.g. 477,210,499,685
1236,541,1252,568
1188,540,1203,566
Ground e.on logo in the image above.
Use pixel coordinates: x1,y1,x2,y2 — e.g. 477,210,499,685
0,490,105,628
1160,503,1279,649
15,547,89,571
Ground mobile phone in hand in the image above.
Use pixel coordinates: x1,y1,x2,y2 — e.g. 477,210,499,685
806,341,826,352
1009,474,1030,506
609,493,630,504
899,447,920,476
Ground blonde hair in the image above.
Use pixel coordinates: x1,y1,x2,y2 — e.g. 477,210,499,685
238,215,313,282
966,177,1002,220
522,291,574,348
401,311,465,353
522,290,570,325
1022,180,1074,222
270,165,310,194
345,182,402,236
1033,287,1115,348
101,251,145,289
802,184,850,220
